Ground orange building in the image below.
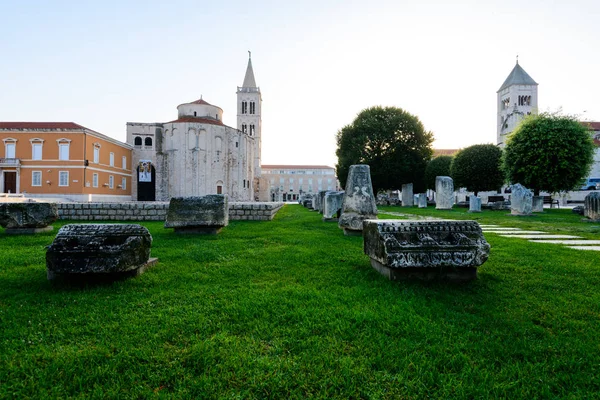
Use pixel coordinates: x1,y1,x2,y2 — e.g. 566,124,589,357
0,122,132,202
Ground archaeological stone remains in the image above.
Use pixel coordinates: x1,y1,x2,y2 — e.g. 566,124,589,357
510,183,533,216
418,193,427,208
323,191,344,221
363,219,490,282
532,196,544,213
402,183,414,207
164,195,228,234
338,164,378,235
584,192,600,221
469,196,482,213
0,202,58,234
435,176,454,210
46,224,156,280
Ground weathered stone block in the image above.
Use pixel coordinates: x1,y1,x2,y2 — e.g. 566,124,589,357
0,202,58,234
510,183,533,216
46,224,156,280
435,176,454,210
164,195,228,234
363,219,490,282
584,192,600,221
417,193,427,208
532,196,544,213
469,196,482,213
323,191,344,221
402,183,414,207
339,165,377,235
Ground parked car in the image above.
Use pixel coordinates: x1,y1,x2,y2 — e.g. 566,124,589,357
580,178,600,190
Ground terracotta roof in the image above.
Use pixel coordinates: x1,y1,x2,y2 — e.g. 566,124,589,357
166,117,224,126
433,149,459,157
262,165,335,170
0,122,87,130
582,121,600,131
190,98,213,106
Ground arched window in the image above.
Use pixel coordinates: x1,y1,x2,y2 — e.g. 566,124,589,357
145,137,153,147
134,136,142,146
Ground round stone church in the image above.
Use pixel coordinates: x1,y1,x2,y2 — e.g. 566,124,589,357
126,55,263,202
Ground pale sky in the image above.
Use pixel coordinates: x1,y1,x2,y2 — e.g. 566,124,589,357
1,0,598,168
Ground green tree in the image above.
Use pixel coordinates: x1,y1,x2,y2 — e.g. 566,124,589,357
335,106,434,194
503,112,595,195
450,144,504,196
424,155,453,191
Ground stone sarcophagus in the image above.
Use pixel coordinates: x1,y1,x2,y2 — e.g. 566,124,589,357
46,224,156,280
363,219,490,282
164,195,228,234
0,202,58,234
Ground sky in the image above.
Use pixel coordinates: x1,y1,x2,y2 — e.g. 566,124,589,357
1,0,599,168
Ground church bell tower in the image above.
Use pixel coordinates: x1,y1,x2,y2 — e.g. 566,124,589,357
497,59,538,147
237,52,262,177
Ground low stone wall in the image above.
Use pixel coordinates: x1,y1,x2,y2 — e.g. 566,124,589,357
56,202,284,222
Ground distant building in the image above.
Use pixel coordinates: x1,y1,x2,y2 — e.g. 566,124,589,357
0,122,132,201
126,54,262,202
497,60,538,147
261,165,338,201
583,122,600,179
432,149,459,157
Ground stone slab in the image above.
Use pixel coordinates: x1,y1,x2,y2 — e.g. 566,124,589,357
480,227,521,231
565,246,600,251
528,240,600,245
484,230,546,234
498,234,581,239
5,226,54,235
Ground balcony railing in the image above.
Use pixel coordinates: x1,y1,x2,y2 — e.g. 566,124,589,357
0,158,20,166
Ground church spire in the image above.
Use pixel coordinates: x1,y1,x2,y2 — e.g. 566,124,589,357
242,51,257,88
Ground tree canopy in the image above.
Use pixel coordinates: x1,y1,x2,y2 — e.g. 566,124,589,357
502,112,595,195
450,144,504,196
424,155,453,191
335,106,434,194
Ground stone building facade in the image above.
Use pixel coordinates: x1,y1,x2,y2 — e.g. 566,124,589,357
0,122,132,202
127,55,262,202
261,165,339,201
497,61,538,147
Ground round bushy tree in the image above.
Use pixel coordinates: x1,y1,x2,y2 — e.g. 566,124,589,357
503,113,595,195
335,106,434,194
450,144,504,196
424,155,453,191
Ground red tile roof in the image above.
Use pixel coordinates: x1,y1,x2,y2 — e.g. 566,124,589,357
583,121,600,131
433,149,459,157
262,165,335,170
166,117,224,126
190,98,213,106
0,122,87,130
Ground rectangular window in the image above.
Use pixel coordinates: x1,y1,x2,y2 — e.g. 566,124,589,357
59,171,69,187
5,143,15,158
109,175,114,189
59,144,69,161
121,177,126,190
93,147,99,163
93,173,98,188
109,152,114,167
32,143,42,160
122,156,127,169
32,171,42,186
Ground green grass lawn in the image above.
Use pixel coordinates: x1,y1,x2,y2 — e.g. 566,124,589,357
1,205,599,399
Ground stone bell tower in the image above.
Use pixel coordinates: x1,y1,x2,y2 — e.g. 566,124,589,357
237,51,262,178
497,59,538,147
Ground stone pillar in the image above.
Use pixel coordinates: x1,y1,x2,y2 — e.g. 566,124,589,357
469,196,481,213
338,164,377,235
401,183,414,207
584,192,600,221
532,196,544,212
417,193,427,208
435,176,454,210
318,190,329,214
510,183,533,216
323,191,344,221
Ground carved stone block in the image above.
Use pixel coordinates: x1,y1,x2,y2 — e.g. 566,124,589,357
435,176,454,210
402,183,414,207
0,202,58,234
338,165,377,235
363,219,490,282
469,196,482,213
164,195,228,234
46,224,155,280
417,193,427,208
584,192,600,221
323,191,344,221
510,183,533,215
532,196,544,213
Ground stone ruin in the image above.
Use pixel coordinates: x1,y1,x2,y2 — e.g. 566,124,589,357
46,224,156,280
469,196,481,213
164,195,228,234
435,176,454,210
532,196,544,213
417,193,427,208
584,192,600,221
510,183,533,216
339,165,377,235
0,202,58,234
401,183,414,207
363,219,490,282
318,190,329,213
323,191,344,221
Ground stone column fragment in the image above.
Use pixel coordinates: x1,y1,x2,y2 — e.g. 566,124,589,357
435,176,454,210
338,165,377,235
402,183,414,207
510,184,533,216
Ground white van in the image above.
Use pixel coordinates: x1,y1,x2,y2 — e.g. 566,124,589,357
580,178,600,190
